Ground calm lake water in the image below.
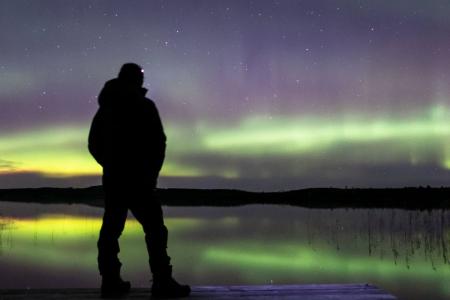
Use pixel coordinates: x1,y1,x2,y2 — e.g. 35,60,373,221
0,201,449,300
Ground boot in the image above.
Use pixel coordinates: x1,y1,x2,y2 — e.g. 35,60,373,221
101,275,131,298
151,265,190,298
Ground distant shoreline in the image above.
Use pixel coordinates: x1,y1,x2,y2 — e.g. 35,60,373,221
1,186,450,210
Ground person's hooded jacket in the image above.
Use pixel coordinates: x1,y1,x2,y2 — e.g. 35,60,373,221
88,78,166,180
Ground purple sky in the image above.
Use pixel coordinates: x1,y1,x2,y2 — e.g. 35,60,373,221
1,1,450,191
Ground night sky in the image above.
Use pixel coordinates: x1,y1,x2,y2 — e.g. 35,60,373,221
1,0,450,191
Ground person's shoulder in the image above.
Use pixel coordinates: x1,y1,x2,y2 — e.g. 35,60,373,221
99,78,121,96
98,78,119,106
141,98,162,118
103,78,119,89
143,97,158,108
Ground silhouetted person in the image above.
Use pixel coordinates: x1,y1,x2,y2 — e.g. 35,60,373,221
88,63,190,298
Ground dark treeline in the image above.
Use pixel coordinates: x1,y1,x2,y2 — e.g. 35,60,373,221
1,186,450,210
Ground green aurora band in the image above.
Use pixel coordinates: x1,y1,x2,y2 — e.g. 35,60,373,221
1,105,450,181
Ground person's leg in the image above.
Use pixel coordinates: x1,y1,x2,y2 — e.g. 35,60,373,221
129,189,170,275
97,198,128,277
98,175,131,297
129,187,190,298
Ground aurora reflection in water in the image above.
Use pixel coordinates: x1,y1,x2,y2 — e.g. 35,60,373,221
0,201,449,299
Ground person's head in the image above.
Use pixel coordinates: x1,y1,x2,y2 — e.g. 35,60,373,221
118,63,144,87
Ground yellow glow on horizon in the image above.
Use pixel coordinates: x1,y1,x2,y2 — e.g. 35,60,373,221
0,125,100,176
0,124,204,178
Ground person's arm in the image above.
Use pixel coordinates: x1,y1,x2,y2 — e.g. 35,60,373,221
149,101,167,174
88,109,107,167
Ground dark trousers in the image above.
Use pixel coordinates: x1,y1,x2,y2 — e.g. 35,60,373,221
97,173,171,278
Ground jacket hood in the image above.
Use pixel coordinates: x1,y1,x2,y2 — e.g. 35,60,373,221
98,78,148,107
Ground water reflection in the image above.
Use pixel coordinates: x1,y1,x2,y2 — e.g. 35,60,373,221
0,201,449,300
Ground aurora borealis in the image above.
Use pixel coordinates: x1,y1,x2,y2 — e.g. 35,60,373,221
2,0,450,190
